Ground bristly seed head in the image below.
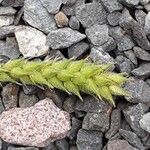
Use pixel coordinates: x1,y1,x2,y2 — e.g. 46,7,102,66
0,59,130,106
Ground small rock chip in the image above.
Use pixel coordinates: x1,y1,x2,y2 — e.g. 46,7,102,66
133,46,150,61
140,112,150,133
86,24,109,46
119,129,145,150
77,129,103,150
75,2,107,28
24,0,56,34
0,98,71,147
54,12,69,28
0,6,16,15
46,27,86,49
40,0,62,14
107,139,138,150
55,138,69,150
135,9,146,27
0,15,14,28
119,0,140,6
69,16,80,30
0,98,4,114
1,0,24,7
15,26,49,58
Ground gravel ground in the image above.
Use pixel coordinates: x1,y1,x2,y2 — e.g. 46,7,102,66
0,0,150,150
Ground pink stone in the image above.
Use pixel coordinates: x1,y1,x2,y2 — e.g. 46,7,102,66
0,98,71,147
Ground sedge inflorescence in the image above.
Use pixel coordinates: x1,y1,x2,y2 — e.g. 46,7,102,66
0,59,129,106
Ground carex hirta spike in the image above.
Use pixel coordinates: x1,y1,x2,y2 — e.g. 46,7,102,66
0,59,130,106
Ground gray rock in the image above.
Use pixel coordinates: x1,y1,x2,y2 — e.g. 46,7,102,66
69,16,80,30
68,41,89,59
90,47,115,65
82,112,109,132
62,0,76,5
140,112,150,133
0,98,4,114
0,139,2,150
145,12,150,34
109,26,134,51
105,109,121,139
119,129,145,150
131,63,150,79
70,146,78,150
41,143,57,150
133,46,150,61
14,7,24,25
101,0,123,13
135,9,146,27
75,111,86,118
107,12,122,26
119,9,150,50
62,0,85,16
75,96,112,113
86,24,109,46
0,25,16,39
47,27,86,49
22,85,38,95
19,91,38,108
123,103,149,138
144,3,150,11
124,78,150,103
24,0,56,34
115,55,134,74
8,147,39,150
0,6,16,15
40,0,62,14
119,0,140,6
2,83,19,110
55,138,69,150
63,95,76,113
75,3,107,28
2,0,24,7
107,139,138,150
67,117,82,140
101,37,116,52
77,129,103,150
0,37,20,59
0,15,14,28
124,50,137,65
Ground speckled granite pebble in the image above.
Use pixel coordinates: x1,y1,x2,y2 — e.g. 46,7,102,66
0,98,71,147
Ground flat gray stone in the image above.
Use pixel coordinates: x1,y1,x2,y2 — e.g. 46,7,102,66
101,0,123,13
119,0,140,6
124,50,137,65
133,46,150,61
55,138,69,150
82,112,109,132
0,6,16,15
86,24,109,46
15,26,49,58
1,0,24,7
131,63,150,79
135,9,146,27
123,103,149,138
0,15,14,28
124,78,150,103
40,0,62,14
69,16,80,30
75,3,107,28
46,27,86,49
119,129,145,150
77,129,103,150
140,112,150,133
0,98,71,147
107,139,138,150
24,0,56,33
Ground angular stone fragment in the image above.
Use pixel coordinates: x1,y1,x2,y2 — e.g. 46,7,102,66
46,28,86,49
124,78,150,103
119,0,140,6
40,0,62,14
123,103,149,138
82,112,110,132
131,63,150,79
75,3,107,28
119,129,145,150
101,0,123,13
2,83,19,110
0,15,14,28
107,139,138,150
24,0,56,33
0,98,71,147
0,6,16,15
86,24,109,46
0,98,4,114
124,50,137,65
135,10,146,27
2,0,24,7
69,16,80,30
15,26,49,58
55,138,69,150
133,46,150,61
77,129,103,150
8,147,39,150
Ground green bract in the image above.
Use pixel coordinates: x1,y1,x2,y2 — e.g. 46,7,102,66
0,59,129,106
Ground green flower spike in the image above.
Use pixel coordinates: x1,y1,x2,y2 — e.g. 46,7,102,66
0,59,130,106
